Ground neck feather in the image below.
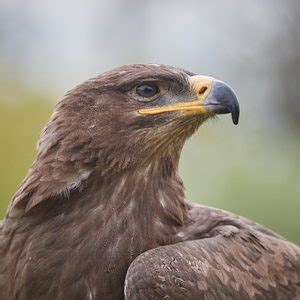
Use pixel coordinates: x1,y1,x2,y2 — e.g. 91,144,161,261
75,159,189,247
81,157,189,227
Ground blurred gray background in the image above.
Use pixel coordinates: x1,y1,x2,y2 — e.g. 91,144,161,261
0,0,299,242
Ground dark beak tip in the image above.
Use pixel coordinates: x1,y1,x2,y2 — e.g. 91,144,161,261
232,113,239,125
231,106,240,125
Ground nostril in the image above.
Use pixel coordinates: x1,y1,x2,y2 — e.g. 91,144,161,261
198,86,208,95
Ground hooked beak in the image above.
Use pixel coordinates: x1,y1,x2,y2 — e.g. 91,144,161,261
202,79,240,125
138,75,240,125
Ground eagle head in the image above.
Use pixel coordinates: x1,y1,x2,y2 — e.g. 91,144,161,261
45,64,239,167
11,64,239,212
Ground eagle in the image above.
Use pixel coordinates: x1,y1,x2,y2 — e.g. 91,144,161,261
0,64,299,299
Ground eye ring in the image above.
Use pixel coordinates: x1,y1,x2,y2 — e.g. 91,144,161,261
135,83,160,98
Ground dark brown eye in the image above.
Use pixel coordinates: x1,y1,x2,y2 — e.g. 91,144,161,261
136,84,159,98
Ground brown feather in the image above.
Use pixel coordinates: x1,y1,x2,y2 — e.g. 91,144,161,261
0,64,299,299
125,205,300,299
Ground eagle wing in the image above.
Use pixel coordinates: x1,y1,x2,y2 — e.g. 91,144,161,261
125,206,300,299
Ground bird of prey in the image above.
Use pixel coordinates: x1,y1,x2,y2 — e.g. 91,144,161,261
0,64,299,300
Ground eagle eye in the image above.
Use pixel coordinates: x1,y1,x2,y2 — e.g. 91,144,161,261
135,83,159,99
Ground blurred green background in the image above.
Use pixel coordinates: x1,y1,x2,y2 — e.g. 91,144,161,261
0,0,299,243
